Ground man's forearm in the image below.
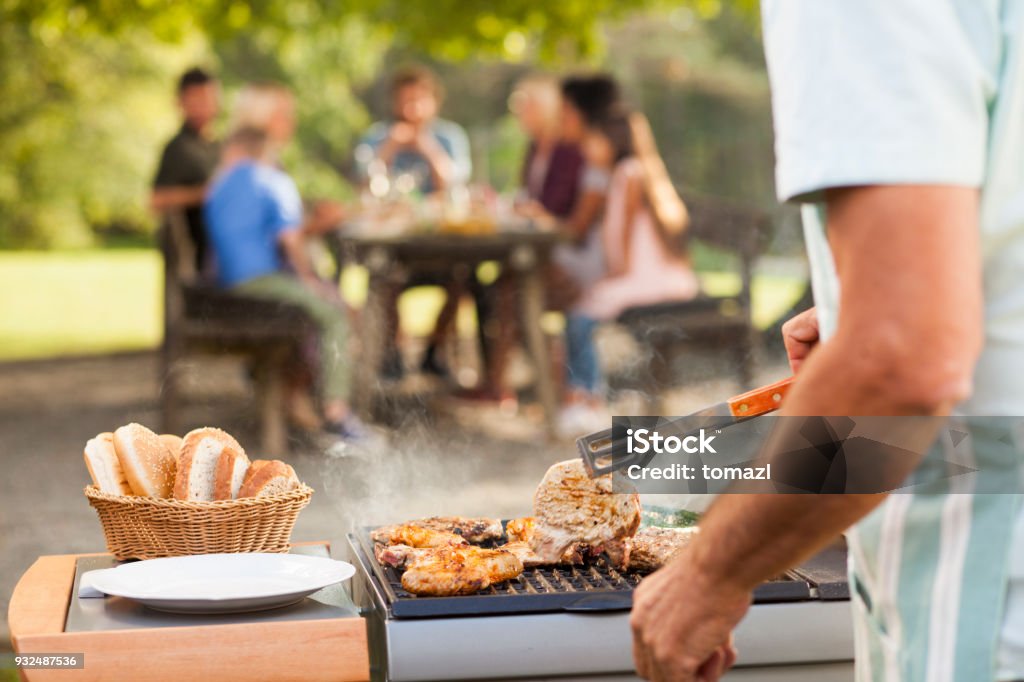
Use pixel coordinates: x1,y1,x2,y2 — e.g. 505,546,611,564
687,185,982,594
279,230,317,281
690,334,948,594
418,139,453,191
150,186,206,211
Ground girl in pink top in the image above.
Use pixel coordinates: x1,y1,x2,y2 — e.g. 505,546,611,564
560,109,698,434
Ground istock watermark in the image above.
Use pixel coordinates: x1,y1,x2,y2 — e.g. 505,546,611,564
606,415,1023,495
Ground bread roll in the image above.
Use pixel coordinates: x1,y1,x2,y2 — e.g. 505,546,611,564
159,434,184,462
112,423,177,498
84,432,133,495
175,427,247,501
238,459,300,498
213,444,251,500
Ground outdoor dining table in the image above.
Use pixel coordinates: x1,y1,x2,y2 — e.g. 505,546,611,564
328,225,561,434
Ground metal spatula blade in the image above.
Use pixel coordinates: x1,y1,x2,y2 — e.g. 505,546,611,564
577,376,795,478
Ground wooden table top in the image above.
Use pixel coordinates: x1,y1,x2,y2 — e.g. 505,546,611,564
8,543,369,682
330,227,560,263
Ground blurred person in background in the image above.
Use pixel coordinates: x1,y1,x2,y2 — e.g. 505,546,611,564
559,106,698,436
531,74,621,434
354,65,473,380
545,73,622,305
150,67,220,274
228,82,300,157
355,64,471,195
464,74,588,404
511,74,585,220
204,86,368,444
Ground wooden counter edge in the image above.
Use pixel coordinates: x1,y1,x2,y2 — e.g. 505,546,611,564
14,617,369,682
9,554,90,639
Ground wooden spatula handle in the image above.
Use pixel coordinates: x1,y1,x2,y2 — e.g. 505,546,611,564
726,377,795,417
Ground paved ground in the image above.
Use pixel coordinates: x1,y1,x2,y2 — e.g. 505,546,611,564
0,339,788,653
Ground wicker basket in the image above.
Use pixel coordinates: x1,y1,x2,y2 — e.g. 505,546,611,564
84,485,314,560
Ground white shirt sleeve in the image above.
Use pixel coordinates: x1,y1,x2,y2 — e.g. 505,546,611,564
761,0,997,203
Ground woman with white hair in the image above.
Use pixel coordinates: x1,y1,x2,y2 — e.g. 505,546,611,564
229,83,297,151
509,74,585,219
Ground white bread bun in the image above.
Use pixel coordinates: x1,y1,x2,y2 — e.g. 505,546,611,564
238,460,300,498
175,427,246,501
159,434,184,463
213,443,251,500
84,432,133,495
112,423,176,498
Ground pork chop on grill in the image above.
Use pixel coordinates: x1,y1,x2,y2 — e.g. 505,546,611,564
371,524,469,549
395,546,524,596
530,459,641,564
627,526,700,572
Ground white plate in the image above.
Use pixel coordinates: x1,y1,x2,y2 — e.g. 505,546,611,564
87,553,355,614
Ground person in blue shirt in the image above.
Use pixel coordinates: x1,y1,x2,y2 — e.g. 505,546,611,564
354,65,473,379
354,64,471,195
205,104,366,442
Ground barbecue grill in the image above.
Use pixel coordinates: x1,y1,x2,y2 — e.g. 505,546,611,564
347,525,854,681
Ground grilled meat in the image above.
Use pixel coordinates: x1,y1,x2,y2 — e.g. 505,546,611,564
411,516,504,543
371,524,469,549
399,546,524,596
504,516,599,566
601,537,632,571
505,516,535,543
372,516,502,546
627,526,699,572
530,459,641,563
376,543,426,568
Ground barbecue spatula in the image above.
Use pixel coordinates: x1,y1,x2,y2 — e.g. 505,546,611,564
577,376,795,477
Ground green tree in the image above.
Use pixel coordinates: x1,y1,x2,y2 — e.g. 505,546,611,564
0,0,760,249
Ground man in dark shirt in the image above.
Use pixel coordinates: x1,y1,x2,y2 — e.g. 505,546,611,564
151,67,221,272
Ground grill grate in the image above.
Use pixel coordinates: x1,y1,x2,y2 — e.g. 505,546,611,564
351,526,819,619
383,557,640,600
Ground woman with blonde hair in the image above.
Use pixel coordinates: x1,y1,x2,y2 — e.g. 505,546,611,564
510,74,585,218
560,105,699,434
228,83,296,153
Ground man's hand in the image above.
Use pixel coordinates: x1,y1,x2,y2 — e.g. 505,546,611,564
387,121,418,147
631,549,748,681
304,200,345,235
781,307,819,373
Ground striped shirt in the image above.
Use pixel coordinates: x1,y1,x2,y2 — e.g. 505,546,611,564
763,1,1024,680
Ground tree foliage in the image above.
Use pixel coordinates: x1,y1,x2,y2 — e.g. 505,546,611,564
0,0,760,249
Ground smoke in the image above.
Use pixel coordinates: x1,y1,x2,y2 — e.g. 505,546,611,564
315,404,518,534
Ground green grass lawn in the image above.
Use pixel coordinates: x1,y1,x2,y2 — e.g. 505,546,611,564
0,250,806,362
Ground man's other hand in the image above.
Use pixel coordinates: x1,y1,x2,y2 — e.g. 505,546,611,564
781,306,819,374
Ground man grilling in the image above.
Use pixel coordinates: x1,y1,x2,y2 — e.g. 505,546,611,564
630,3,1024,681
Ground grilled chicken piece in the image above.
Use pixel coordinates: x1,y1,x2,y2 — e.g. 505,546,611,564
377,543,426,568
505,516,535,543
371,524,469,549
398,546,524,596
504,516,598,566
627,526,700,572
530,459,641,563
411,516,504,543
